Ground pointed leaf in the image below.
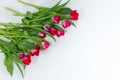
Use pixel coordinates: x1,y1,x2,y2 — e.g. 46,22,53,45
15,63,24,78
25,11,32,19
22,18,30,25
59,7,72,15
70,21,77,27
19,40,36,51
4,55,14,76
53,0,70,12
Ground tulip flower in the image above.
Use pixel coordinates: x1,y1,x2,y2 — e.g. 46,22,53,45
70,10,79,20
49,28,57,35
39,32,46,38
52,15,61,24
42,41,50,50
62,20,71,28
22,55,31,65
56,30,65,37
30,48,40,56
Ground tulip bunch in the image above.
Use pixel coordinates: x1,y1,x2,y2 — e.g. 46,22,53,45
0,0,79,77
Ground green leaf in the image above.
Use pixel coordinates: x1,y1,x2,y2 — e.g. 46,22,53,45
70,21,77,27
19,40,36,51
32,0,62,19
18,0,48,10
53,0,70,12
15,63,24,78
25,11,32,19
28,29,39,36
0,39,20,53
0,39,16,52
5,7,24,16
9,54,22,64
4,55,14,76
23,64,26,69
50,0,62,10
59,7,72,15
22,18,30,25
25,36,43,49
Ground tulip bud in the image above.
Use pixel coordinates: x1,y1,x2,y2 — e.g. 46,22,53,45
30,48,40,56
39,32,46,38
44,25,51,31
42,41,50,50
22,55,31,65
18,53,24,59
36,43,40,50
70,10,79,20
62,20,71,28
49,28,57,35
52,15,61,24
56,30,65,37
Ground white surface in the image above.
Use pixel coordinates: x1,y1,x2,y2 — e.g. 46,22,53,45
0,0,120,80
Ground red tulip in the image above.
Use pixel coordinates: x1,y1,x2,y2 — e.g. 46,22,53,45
39,32,46,38
44,25,51,31
36,43,40,50
56,30,65,37
42,41,50,50
70,10,79,20
62,20,71,28
18,53,24,59
30,48,40,56
52,15,61,24
22,55,31,65
49,28,57,35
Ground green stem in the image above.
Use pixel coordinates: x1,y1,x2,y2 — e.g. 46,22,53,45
5,7,25,16
0,22,13,27
18,0,49,10
0,22,43,28
30,15,53,22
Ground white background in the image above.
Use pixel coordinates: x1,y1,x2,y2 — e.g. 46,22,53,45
0,0,120,80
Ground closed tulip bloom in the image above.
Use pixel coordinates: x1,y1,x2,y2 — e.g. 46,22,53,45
62,20,71,28
44,25,51,31
42,41,50,50
56,30,65,37
39,32,46,38
22,55,31,65
70,10,79,20
52,15,61,24
18,53,24,59
49,28,57,35
30,48,40,56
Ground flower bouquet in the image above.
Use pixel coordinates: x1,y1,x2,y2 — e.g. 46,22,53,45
0,0,79,77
